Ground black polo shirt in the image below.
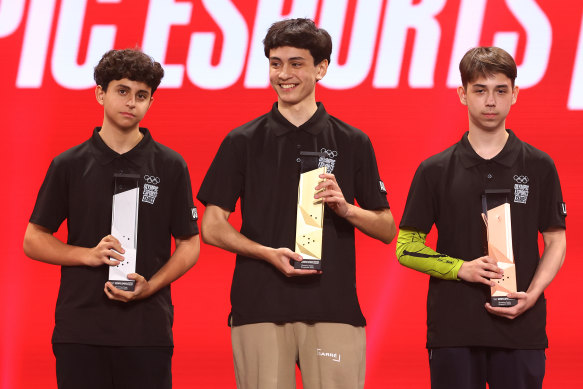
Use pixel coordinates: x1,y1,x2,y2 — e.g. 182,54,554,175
30,128,198,347
197,102,389,326
400,130,566,349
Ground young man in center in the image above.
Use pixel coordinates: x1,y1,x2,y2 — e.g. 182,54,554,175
396,47,566,388
197,18,396,388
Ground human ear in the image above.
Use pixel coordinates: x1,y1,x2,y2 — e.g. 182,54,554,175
95,85,105,106
316,59,328,81
457,86,468,106
511,85,519,105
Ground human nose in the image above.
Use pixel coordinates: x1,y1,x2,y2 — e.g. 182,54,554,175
126,94,136,107
278,63,291,79
486,91,496,106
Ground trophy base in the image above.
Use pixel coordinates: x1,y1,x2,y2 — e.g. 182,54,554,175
292,259,321,270
109,280,136,291
491,296,517,307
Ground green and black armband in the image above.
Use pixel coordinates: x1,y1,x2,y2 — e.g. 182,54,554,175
395,228,463,280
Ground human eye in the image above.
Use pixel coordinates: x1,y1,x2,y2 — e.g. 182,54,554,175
137,93,148,100
118,88,127,95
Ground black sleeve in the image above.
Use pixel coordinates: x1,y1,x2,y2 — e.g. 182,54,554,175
399,162,435,234
538,157,566,232
170,158,199,238
354,136,390,210
29,159,68,232
197,132,245,211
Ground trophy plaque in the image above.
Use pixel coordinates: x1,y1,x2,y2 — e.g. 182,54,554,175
108,173,140,291
482,189,517,307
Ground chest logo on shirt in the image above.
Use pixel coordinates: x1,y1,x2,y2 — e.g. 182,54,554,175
142,175,160,205
318,148,338,174
513,175,529,204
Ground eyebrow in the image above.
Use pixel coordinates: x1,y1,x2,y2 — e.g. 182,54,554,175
269,56,306,61
471,83,509,89
117,84,150,95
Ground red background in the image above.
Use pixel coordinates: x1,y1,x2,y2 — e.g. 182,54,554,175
1,0,581,387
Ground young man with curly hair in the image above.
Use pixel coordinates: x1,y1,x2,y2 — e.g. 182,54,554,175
198,18,396,389
396,47,567,389
23,48,200,389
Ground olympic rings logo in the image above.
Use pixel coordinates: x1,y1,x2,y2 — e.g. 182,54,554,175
320,148,338,158
513,175,529,184
144,175,160,185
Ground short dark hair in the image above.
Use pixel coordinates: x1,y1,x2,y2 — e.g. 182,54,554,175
459,47,517,88
94,48,164,95
263,18,332,65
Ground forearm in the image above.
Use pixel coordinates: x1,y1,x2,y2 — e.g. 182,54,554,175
396,228,463,280
23,223,90,266
201,206,272,261
525,228,566,300
345,206,396,244
147,234,200,297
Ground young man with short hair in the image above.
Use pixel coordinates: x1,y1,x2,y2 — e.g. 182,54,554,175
197,18,396,389
396,46,567,389
23,48,200,389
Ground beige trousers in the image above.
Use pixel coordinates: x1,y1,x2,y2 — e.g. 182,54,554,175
231,322,366,389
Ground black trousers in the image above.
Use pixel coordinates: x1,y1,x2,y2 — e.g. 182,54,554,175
53,343,173,389
429,347,545,389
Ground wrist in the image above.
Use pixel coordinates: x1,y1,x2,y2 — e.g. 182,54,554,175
256,245,274,263
343,203,356,219
78,246,93,266
453,260,465,280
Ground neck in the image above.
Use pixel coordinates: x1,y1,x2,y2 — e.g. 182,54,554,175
467,128,509,160
99,124,143,154
277,99,318,127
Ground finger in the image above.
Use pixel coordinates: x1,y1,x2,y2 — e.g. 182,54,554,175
290,269,321,276
104,235,122,246
476,277,496,287
108,286,132,301
286,251,303,262
315,182,335,194
319,191,340,201
104,283,120,301
105,258,123,267
505,292,526,299
108,249,125,262
319,173,337,182
127,273,145,284
477,261,503,275
479,256,498,265
485,303,517,319
110,241,125,254
483,270,503,279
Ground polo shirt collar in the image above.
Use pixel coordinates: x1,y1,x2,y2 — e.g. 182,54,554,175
458,129,520,168
90,127,153,166
269,102,329,136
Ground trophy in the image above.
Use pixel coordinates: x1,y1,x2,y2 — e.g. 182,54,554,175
293,151,326,270
482,189,517,307
108,173,140,291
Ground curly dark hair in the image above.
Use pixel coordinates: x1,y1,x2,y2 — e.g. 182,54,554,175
459,47,517,88
94,49,164,95
263,18,332,65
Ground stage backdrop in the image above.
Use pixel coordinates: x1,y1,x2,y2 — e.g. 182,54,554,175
1,0,582,387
